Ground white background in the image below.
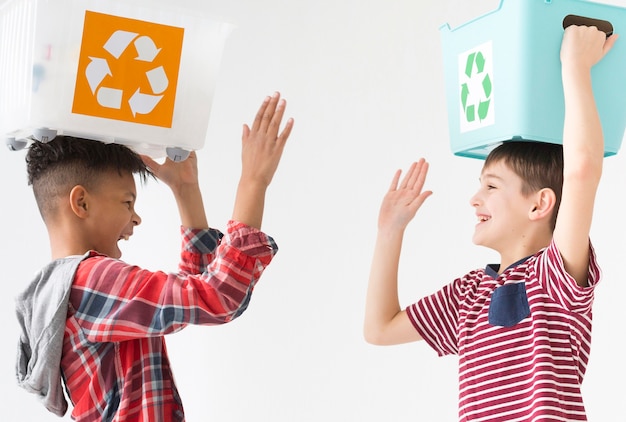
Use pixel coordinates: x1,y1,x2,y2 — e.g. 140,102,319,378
1,0,625,420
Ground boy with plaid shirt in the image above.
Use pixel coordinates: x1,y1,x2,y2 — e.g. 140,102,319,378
16,93,293,421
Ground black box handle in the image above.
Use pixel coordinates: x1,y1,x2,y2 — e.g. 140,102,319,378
563,14,613,37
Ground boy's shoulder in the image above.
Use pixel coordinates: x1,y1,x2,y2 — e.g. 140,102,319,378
18,253,91,303
72,251,138,286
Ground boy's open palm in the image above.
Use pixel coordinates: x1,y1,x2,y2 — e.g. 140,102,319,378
378,159,432,232
241,92,294,188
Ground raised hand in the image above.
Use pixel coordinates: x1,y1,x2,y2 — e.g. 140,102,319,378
378,159,433,233
232,92,295,229
561,24,617,70
240,92,294,189
141,151,201,193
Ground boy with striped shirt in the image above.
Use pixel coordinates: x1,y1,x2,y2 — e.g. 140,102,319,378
364,26,615,421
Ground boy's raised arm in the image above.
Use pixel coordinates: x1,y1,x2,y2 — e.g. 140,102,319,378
232,92,293,229
553,25,617,287
232,92,294,230
364,160,431,345
142,92,294,231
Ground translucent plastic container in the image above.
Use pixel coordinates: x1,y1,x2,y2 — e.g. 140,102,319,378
440,0,626,159
0,0,232,160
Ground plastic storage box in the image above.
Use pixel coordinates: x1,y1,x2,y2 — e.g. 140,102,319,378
0,0,231,160
440,0,626,159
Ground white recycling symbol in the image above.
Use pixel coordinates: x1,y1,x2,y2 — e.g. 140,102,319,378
85,30,168,116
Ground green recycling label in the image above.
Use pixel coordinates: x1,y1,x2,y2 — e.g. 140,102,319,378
458,41,494,133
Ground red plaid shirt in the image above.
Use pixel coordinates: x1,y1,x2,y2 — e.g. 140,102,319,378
61,221,277,421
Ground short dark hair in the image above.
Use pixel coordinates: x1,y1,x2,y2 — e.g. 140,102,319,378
26,136,152,221
485,141,563,230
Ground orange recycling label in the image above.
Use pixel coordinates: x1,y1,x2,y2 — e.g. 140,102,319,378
72,11,184,128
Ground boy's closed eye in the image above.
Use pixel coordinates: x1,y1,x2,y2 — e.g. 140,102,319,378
478,179,497,190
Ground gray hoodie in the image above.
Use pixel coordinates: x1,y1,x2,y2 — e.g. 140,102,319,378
15,253,89,417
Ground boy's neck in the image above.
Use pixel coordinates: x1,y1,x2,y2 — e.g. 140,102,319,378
49,242,89,261
48,226,91,260
496,234,552,274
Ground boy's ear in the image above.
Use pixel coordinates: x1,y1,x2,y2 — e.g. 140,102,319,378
69,185,89,218
528,188,556,222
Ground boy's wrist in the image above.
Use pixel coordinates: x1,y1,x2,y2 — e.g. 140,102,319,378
171,182,202,199
237,176,270,192
376,226,406,242
231,181,267,230
173,183,208,229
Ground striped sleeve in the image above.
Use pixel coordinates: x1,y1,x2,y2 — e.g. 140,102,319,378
406,278,463,356
536,238,600,313
70,221,278,342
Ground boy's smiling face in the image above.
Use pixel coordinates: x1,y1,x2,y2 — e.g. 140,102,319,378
469,160,536,253
82,170,142,259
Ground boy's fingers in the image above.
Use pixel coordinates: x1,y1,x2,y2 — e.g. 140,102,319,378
267,99,288,138
276,117,294,146
259,92,281,133
605,33,619,55
388,169,402,192
399,162,418,190
242,124,251,141
251,96,271,133
413,161,429,190
407,160,425,189
140,155,158,171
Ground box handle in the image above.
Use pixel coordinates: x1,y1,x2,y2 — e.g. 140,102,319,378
563,15,613,37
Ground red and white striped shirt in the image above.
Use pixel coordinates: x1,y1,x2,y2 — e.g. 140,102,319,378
407,239,600,421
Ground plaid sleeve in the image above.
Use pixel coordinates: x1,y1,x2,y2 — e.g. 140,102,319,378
179,220,278,274
70,221,278,342
178,226,224,274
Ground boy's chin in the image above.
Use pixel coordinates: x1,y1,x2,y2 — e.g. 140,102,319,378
471,235,493,250
471,233,483,246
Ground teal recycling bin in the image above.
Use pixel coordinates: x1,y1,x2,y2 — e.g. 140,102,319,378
441,0,626,159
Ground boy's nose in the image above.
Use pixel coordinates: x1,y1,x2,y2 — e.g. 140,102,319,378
469,192,481,207
133,211,142,226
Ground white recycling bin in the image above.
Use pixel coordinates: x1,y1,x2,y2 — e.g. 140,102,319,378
0,0,232,160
